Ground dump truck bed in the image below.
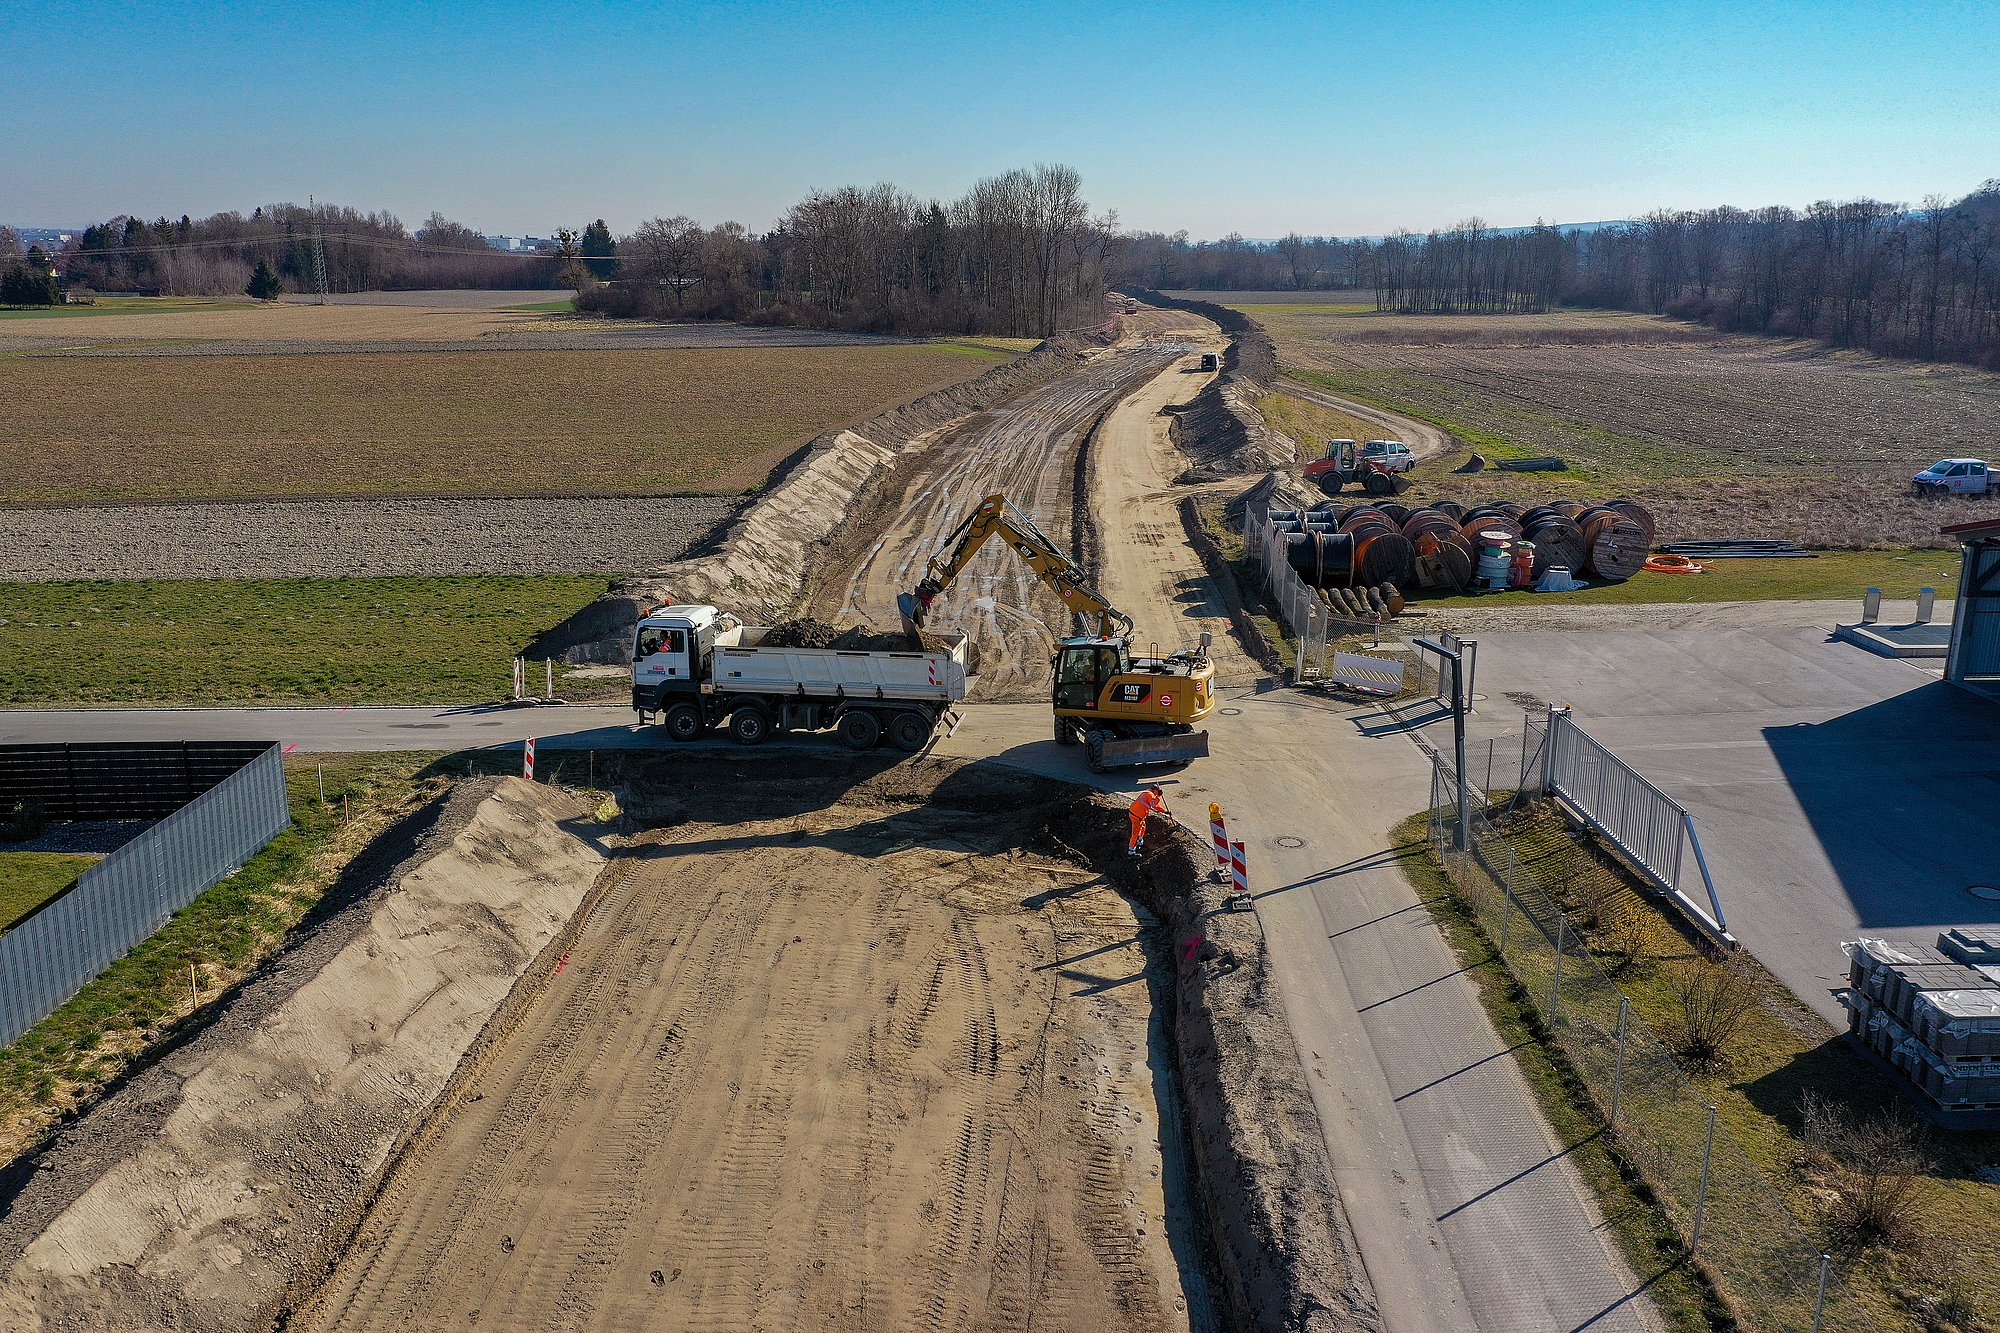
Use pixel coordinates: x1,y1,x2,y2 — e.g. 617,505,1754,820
710,630,969,703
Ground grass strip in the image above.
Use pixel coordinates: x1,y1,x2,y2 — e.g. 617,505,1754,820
1399,803,2000,1331
0,853,98,932
0,753,442,1166
0,575,609,706
1407,549,1961,608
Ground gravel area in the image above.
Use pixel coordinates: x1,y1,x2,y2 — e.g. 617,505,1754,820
0,495,741,580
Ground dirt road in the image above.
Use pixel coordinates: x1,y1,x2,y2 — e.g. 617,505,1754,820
1274,376,1455,465
295,758,1208,1333
810,305,1212,700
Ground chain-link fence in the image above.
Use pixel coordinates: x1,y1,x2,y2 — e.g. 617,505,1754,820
1425,755,1875,1333
1243,505,1331,679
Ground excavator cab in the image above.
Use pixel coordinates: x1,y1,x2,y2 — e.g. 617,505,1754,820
1053,640,1128,711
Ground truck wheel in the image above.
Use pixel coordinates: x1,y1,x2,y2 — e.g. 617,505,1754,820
729,707,771,746
1054,717,1079,746
887,711,931,752
837,709,881,750
663,703,705,743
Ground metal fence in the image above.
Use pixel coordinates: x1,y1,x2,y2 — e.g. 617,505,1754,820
1426,756,1874,1333
1243,504,1332,679
0,742,290,1047
1523,708,1733,947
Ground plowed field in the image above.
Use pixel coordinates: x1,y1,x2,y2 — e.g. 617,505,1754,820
0,344,1007,504
1231,303,2000,545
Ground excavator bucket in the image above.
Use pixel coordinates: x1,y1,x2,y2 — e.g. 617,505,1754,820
1091,729,1210,772
896,592,926,647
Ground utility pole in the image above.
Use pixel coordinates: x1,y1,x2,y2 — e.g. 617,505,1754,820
307,195,329,305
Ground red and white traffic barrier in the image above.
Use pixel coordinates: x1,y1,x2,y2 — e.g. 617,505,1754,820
523,737,536,781
1209,803,1230,882
1229,839,1251,910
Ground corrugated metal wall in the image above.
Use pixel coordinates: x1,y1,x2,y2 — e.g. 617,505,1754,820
1948,540,2000,683
0,742,290,1047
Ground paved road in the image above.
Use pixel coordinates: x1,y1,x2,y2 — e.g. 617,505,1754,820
1412,621,2000,1025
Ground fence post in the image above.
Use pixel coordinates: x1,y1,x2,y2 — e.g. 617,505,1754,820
1548,923,1564,1019
1499,849,1516,957
1610,997,1630,1131
545,659,554,699
1812,1252,1831,1333
1691,1104,1717,1256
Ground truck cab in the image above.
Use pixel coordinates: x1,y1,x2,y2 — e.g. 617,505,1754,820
631,604,725,711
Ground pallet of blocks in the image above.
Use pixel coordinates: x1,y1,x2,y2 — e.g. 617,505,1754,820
1842,929,2000,1126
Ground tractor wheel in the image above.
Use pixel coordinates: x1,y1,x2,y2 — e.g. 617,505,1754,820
1364,470,1395,496
1315,475,1344,497
663,703,705,743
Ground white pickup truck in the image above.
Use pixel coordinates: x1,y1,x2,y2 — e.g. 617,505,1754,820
1912,458,1993,497
631,604,968,751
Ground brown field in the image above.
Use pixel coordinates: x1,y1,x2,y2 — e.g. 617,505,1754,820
0,344,1007,504
0,296,563,344
1237,304,2000,546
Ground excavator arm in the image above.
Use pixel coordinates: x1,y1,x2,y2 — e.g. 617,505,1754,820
899,494,1133,640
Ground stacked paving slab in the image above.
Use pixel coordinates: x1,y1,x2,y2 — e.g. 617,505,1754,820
1844,928,2000,1124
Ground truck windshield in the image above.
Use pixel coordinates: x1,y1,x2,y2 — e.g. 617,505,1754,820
634,627,687,660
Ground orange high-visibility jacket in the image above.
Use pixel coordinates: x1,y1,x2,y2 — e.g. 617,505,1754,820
1129,790,1169,821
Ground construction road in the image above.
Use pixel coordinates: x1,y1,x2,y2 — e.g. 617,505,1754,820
5,313,1663,1331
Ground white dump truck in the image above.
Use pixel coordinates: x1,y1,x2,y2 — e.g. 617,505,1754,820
631,604,968,751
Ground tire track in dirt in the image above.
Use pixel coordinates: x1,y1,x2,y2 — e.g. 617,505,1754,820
811,310,1211,702
292,762,1200,1333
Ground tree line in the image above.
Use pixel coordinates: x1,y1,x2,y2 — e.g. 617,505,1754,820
574,164,1114,337
1111,182,2000,369
51,205,562,297
0,228,62,305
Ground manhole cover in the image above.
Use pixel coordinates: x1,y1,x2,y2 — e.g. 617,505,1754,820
1970,885,2000,901
1219,707,1242,716
1276,835,1306,849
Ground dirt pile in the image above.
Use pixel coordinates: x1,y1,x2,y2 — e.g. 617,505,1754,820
0,779,607,1333
1120,287,1296,479
1045,794,1380,1333
293,755,1209,1332
534,325,1117,663
760,616,923,651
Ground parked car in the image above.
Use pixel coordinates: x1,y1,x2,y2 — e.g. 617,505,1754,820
1912,458,1993,496
1360,440,1415,473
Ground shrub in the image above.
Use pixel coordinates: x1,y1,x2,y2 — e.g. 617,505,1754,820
1668,959,1756,1071
1800,1091,1933,1251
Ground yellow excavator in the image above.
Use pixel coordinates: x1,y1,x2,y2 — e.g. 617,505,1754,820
899,493,1215,772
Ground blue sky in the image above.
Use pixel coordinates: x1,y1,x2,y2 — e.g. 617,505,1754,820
5,0,1995,239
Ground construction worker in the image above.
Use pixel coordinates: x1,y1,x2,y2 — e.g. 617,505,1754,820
1127,785,1169,857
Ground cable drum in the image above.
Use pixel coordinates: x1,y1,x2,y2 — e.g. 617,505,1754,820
1413,529,1474,591
1459,513,1522,544
1581,511,1648,580
1284,530,1356,587
1605,498,1657,546
1519,512,1588,577
1353,529,1415,587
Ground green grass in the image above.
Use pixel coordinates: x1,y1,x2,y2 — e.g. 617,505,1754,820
0,576,609,705
1409,548,1961,608
1402,803,2000,1332
0,853,97,931
0,754,440,1161
501,297,575,312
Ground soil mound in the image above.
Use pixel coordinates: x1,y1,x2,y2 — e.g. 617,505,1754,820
761,616,912,651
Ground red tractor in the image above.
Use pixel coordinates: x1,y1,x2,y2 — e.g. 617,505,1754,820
1303,438,1415,496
